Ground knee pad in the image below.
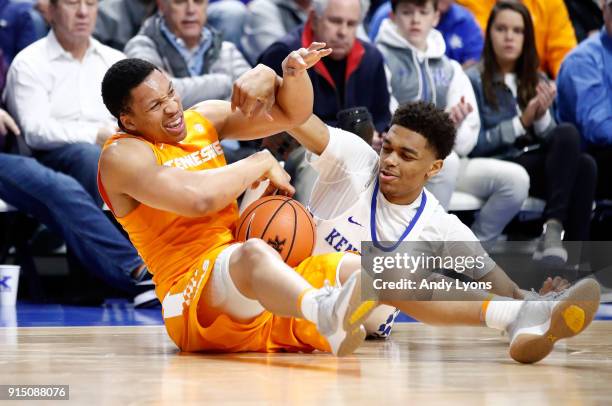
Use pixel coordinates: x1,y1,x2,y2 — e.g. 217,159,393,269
209,244,265,320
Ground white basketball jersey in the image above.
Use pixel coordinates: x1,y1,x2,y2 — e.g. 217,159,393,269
312,180,440,256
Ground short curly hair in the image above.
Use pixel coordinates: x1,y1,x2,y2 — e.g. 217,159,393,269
390,102,456,159
101,58,160,127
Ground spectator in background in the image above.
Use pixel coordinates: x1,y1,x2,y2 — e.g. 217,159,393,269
124,0,250,109
260,0,391,134
5,0,124,207
376,0,479,208
468,1,596,261
369,0,483,67
0,0,41,63
241,0,312,65
94,0,156,51
557,0,612,201
563,0,603,42
94,0,246,51
455,0,576,78
258,0,391,203
376,0,527,245
0,46,154,307
207,0,248,46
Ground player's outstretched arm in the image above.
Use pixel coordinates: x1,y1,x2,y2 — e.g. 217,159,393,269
287,114,331,156
192,43,331,141
99,139,293,217
477,266,523,299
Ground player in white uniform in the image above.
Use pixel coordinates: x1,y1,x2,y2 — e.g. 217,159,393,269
284,102,599,363
295,103,517,337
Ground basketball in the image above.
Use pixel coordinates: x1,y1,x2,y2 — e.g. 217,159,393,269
236,195,316,267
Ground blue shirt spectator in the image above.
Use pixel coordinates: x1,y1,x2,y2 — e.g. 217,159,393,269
0,0,39,63
557,0,612,202
557,27,612,146
368,0,483,66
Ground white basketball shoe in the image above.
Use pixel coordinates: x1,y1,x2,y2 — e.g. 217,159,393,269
313,271,378,356
507,278,600,363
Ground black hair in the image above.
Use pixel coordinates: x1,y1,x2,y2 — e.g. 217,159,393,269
390,101,456,159
391,0,439,12
101,58,160,129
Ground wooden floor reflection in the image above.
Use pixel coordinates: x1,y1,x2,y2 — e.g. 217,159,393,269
1,322,611,405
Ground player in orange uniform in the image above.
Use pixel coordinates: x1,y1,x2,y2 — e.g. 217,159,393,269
97,43,377,355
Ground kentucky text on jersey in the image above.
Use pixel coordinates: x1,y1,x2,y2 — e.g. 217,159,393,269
163,141,224,169
324,228,359,253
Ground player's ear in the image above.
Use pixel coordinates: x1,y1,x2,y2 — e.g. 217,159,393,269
425,159,444,181
120,113,137,132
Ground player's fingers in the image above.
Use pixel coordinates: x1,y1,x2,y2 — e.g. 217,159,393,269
279,183,295,197
539,280,552,295
0,121,7,136
307,41,326,51
552,276,564,288
234,83,248,114
231,82,240,112
250,100,266,119
544,277,553,289
292,53,308,69
317,48,333,58
263,96,275,122
303,48,332,65
241,96,259,118
262,182,278,197
230,82,238,111
559,279,571,290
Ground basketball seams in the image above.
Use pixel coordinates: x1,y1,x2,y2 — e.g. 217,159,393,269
237,196,289,240
259,198,293,249
292,200,316,255
283,202,298,263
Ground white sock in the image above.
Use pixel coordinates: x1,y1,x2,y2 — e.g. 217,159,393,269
300,289,319,325
485,299,524,331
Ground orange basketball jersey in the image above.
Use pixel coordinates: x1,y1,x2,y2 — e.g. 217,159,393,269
98,109,238,298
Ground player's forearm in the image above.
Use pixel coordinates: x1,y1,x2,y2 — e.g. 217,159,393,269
478,267,522,299
288,114,330,156
191,151,274,215
275,70,313,125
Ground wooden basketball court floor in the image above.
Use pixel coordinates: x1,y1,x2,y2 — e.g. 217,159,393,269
2,304,612,405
